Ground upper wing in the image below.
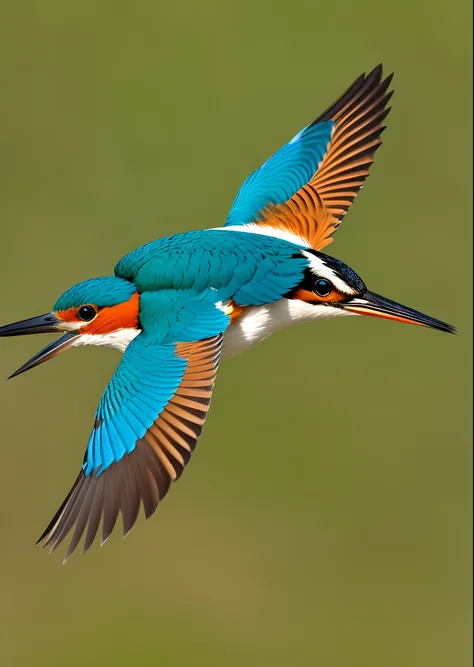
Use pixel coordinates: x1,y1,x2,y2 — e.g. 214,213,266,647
225,65,393,250
37,294,229,561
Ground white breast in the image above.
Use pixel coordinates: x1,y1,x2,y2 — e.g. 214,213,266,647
221,299,354,359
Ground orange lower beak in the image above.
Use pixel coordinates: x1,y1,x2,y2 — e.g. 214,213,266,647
343,291,455,333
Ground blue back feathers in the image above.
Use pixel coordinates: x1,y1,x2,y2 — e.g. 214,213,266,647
115,229,309,307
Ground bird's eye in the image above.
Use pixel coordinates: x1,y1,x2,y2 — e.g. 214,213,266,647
77,305,97,322
314,279,333,297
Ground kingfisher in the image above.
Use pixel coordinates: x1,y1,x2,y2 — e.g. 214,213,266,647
0,65,454,561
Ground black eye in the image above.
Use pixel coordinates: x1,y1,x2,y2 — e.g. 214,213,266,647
314,279,333,297
77,305,96,322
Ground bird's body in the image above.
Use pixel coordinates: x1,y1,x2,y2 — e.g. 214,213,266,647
0,65,455,561
92,227,348,357
62,227,362,361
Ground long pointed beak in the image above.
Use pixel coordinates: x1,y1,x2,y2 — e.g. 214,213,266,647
0,313,80,378
0,313,61,337
343,291,456,334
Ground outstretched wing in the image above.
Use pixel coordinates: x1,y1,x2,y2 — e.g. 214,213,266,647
38,309,227,561
225,65,393,250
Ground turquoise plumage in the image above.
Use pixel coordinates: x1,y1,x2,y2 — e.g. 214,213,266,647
225,121,334,226
0,65,427,562
54,276,136,311
85,288,230,476
85,342,187,474
115,229,309,305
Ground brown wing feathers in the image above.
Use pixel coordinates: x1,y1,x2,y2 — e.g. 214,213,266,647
37,335,222,561
311,65,393,220
259,65,393,250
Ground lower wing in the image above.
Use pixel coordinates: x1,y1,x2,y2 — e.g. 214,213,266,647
38,317,227,561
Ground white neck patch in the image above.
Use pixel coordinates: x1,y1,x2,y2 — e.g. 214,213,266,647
71,328,140,353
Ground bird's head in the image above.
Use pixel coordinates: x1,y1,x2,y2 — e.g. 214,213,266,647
293,250,455,334
0,276,140,377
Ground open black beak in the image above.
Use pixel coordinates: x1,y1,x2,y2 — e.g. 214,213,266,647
342,291,456,334
0,313,79,378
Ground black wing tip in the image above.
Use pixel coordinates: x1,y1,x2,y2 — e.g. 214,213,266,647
369,63,383,75
36,472,85,547
365,64,395,87
382,71,395,87
35,442,173,561
313,64,395,126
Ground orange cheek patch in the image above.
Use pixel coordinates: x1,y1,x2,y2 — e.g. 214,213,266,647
82,292,140,334
293,288,347,304
55,307,81,322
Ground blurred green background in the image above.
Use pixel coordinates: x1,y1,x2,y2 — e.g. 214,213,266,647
0,1,471,666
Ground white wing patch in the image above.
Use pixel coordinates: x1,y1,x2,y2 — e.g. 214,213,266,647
214,224,310,248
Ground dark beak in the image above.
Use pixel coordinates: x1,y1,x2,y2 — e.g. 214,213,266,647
343,291,456,334
0,313,79,378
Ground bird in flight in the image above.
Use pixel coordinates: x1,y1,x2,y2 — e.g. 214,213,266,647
0,65,454,561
